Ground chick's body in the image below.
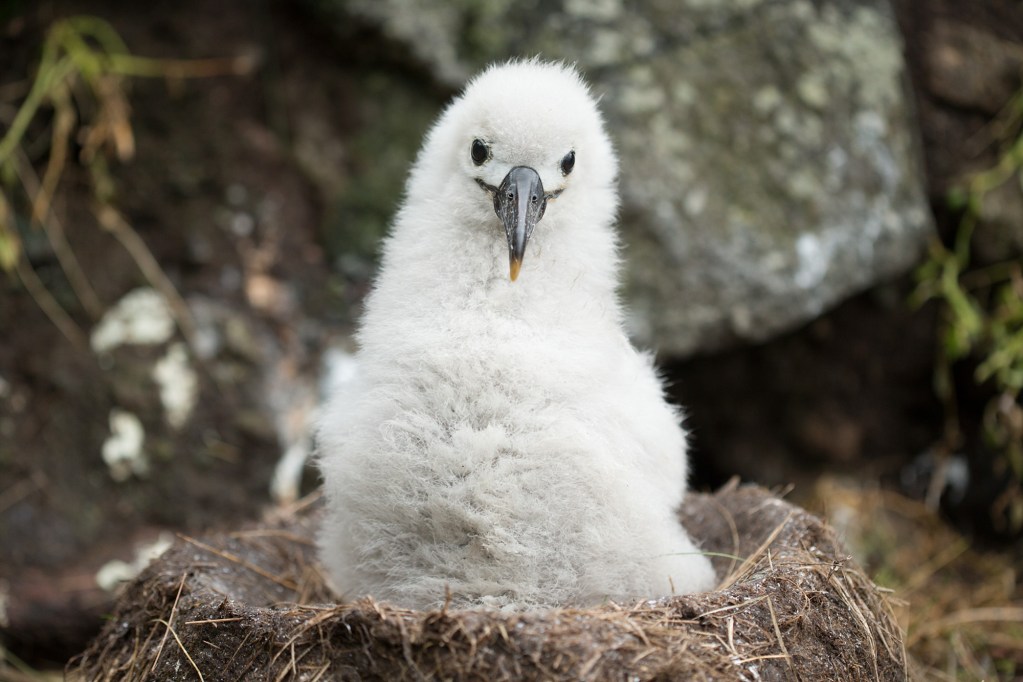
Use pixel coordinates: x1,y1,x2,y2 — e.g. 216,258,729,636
318,60,715,609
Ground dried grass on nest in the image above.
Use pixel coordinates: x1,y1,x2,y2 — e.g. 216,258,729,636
69,483,907,681
811,477,1023,680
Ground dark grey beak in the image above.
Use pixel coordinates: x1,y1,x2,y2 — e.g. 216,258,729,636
492,166,547,282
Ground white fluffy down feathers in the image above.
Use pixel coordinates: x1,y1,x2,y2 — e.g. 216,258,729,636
317,59,716,609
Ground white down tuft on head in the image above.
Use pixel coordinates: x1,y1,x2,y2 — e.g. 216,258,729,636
317,59,716,609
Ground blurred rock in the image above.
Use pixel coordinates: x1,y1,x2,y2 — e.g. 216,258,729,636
923,16,1023,264
925,19,1023,114
308,0,934,355
975,178,1023,263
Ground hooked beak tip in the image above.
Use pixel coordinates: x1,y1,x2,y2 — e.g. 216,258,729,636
509,258,522,282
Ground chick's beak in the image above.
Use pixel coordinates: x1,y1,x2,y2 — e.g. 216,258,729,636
492,166,547,282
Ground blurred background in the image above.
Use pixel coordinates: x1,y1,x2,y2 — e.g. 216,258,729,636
0,0,1021,678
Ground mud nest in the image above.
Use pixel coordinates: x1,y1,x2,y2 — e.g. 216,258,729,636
70,483,906,680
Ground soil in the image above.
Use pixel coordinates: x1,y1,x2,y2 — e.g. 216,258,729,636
0,0,1020,671
1,0,358,664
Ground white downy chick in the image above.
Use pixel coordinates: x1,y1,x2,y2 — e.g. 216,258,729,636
317,59,716,609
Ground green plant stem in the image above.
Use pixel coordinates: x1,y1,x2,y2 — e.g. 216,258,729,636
106,54,254,79
0,58,76,165
968,132,1023,201
960,261,1022,291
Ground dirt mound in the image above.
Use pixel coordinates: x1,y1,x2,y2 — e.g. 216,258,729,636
70,484,906,680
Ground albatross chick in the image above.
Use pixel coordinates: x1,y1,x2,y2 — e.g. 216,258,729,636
318,60,716,609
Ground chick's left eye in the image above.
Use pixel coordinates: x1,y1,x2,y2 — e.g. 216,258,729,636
560,150,576,176
471,139,490,166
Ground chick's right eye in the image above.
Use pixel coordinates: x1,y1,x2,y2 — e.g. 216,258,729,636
471,139,490,166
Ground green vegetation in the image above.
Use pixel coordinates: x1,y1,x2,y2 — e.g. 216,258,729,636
0,16,251,349
913,87,1023,532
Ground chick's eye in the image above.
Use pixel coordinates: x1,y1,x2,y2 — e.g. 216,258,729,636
471,139,490,166
560,150,576,176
